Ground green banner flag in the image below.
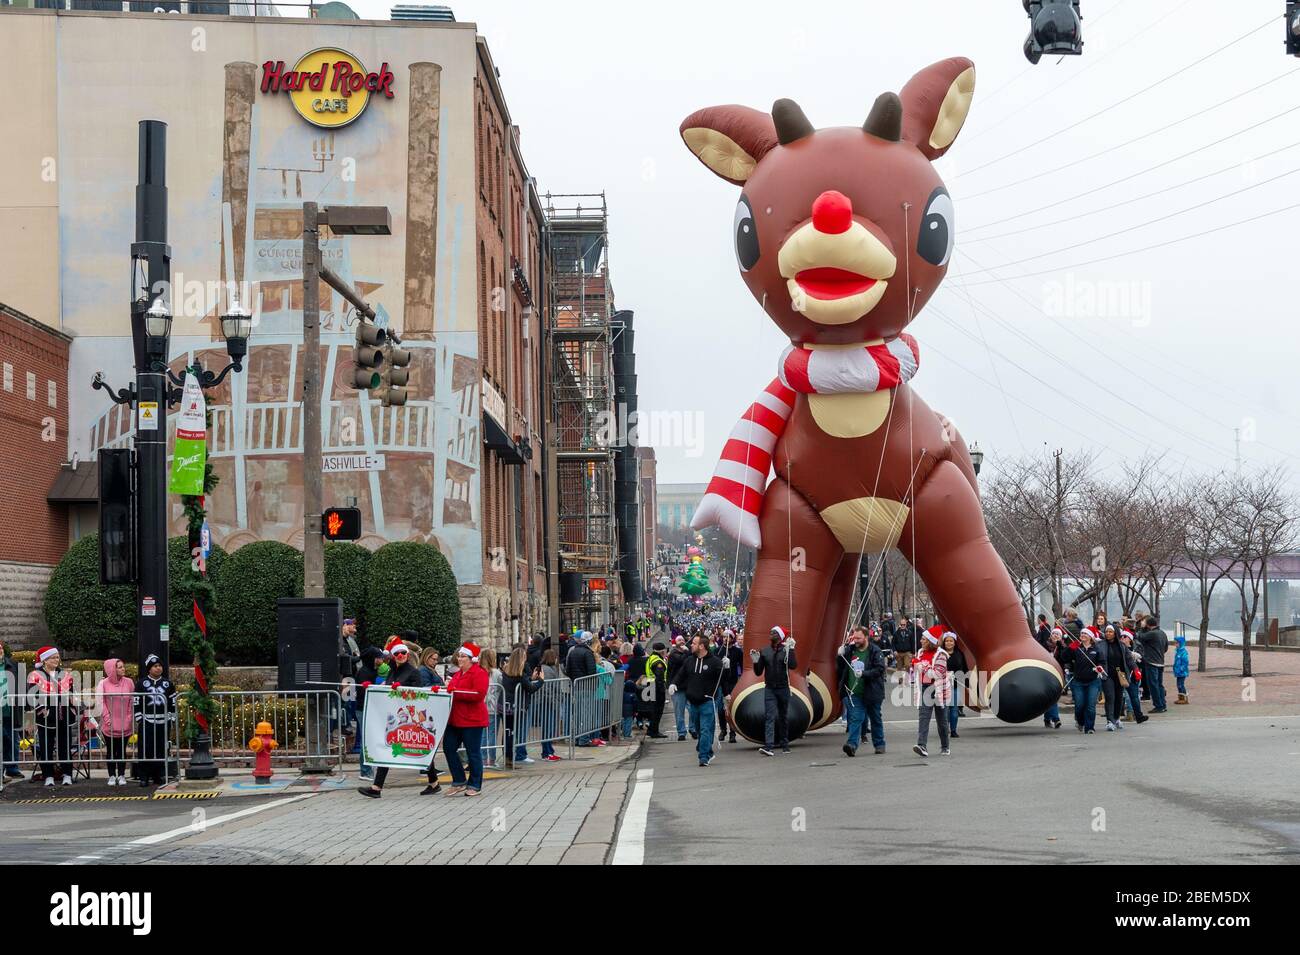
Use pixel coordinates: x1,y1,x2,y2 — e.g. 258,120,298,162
168,371,207,496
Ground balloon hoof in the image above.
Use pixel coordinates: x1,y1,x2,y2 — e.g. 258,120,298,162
988,662,1063,723
731,685,812,743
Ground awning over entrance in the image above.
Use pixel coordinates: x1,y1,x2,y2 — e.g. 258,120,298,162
483,412,525,465
47,461,100,504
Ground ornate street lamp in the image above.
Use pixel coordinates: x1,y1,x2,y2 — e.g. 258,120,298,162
969,442,984,476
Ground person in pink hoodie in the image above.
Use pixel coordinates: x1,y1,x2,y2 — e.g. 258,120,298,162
96,658,134,786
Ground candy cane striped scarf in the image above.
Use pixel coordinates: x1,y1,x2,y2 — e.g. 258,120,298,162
690,336,919,549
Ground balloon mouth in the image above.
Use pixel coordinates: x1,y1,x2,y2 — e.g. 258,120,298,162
794,267,878,301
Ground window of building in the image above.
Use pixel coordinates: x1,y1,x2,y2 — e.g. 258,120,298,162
26,371,36,401
514,469,524,555
47,380,57,408
3,363,11,392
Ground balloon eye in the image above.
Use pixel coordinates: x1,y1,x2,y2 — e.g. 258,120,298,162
734,196,760,272
918,187,954,267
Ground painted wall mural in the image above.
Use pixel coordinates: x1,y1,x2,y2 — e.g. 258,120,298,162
55,18,483,584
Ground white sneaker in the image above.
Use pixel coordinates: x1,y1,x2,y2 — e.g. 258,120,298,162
62,775,73,785
107,776,117,787
520,757,535,764
44,777,54,787
1114,720,1124,730
117,775,127,785
1106,722,1115,732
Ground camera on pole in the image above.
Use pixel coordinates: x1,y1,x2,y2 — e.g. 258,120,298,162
1023,0,1084,64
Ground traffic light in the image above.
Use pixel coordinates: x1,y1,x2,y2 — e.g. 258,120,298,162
1024,0,1083,64
352,320,386,391
380,331,410,407
98,447,136,584
1288,2,1300,56
321,506,362,541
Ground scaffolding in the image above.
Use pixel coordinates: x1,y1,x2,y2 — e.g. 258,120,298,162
546,193,618,631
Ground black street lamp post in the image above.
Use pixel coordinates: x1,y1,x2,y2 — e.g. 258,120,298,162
90,120,252,782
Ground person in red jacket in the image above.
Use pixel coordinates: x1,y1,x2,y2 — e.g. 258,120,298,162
445,642,490,796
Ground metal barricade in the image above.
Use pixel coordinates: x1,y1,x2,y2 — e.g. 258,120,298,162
570,670,625,750
480,681,505,768
204,690,343,770
1,688,180,789
512,675,572,761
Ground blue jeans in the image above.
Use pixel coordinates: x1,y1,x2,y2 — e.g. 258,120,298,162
443,724,484,789
1148,665,1167,709
843,695,866,749
2,707,19,772
1071,679,1101,731
948,703,960,734
621,715,634,736
687,698,715,763
674,692,689,736
1043,701,1060,723
1176,675,1187,695
1123,681,1143,718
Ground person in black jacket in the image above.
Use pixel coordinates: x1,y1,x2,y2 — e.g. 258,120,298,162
134,654,176,787
836,626,886,756
666,638,691,740
893,618,917,680
945,634,969,738
1,640,22,779
718,631,743,743
752,626,797,756
1066,628,1105,734
501,647,543,765
565,632,599,746
1041,629,1064,729
645,641,669,738
1034,614,1052,649
669,634,726,767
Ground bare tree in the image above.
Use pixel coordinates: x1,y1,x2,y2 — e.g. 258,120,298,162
1179,472,1237,673
1219,467,1298,679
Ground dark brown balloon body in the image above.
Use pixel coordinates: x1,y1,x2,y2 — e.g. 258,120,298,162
681,57,1064,743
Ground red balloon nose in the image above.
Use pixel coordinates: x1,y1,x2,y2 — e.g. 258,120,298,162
811,190,853,234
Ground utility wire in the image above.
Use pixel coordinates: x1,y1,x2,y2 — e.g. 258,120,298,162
961,0,1179,147
951,198,1300,286
960,163,1300,272
952,13,1280,181
964,136,1300,243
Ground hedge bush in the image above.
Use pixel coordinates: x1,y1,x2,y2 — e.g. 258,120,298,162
213,540,303,665
42,534,135,657
363,541,461,655
325,542,371,625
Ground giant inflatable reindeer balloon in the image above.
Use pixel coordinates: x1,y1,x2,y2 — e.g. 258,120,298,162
684,58,1063,742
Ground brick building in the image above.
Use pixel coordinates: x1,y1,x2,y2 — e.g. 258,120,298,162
0,304,71,646
466,38,550,647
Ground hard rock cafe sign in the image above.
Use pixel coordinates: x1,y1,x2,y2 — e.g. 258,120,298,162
260,48,395,129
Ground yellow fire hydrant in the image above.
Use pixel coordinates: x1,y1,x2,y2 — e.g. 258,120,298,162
247,720,278,784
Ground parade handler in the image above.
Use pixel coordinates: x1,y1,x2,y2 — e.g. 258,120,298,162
357,644,453,800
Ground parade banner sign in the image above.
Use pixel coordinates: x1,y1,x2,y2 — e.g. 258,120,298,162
168,372,206,496
361,684,452,770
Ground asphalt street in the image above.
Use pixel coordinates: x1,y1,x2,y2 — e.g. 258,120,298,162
621,696,1300,865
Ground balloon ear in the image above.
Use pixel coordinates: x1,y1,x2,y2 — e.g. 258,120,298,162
900,57,976,160
680,105,778,185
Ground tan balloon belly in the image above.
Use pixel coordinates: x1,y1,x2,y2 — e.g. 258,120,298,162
818,496,910,553
806,390,891,438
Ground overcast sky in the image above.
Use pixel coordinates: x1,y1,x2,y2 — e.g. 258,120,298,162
349,0,1300,489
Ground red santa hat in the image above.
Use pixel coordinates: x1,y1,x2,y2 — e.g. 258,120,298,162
1051,627,1064,637
388,643,410,656
37,646,58,662
1120,629,1135,640
457,641,481,661
922,631,941,646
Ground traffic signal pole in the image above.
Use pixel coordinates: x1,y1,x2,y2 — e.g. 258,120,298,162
302,201,325,598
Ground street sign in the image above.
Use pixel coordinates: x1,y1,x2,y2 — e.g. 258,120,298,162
322,506,362,541
138,401,159,431
142,596,157,617
321,453,386,473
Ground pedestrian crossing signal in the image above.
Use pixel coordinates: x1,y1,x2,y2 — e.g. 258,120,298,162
322,506,362,541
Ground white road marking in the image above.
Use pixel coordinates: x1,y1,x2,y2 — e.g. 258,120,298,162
127,793,317,847
613,769,654,866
